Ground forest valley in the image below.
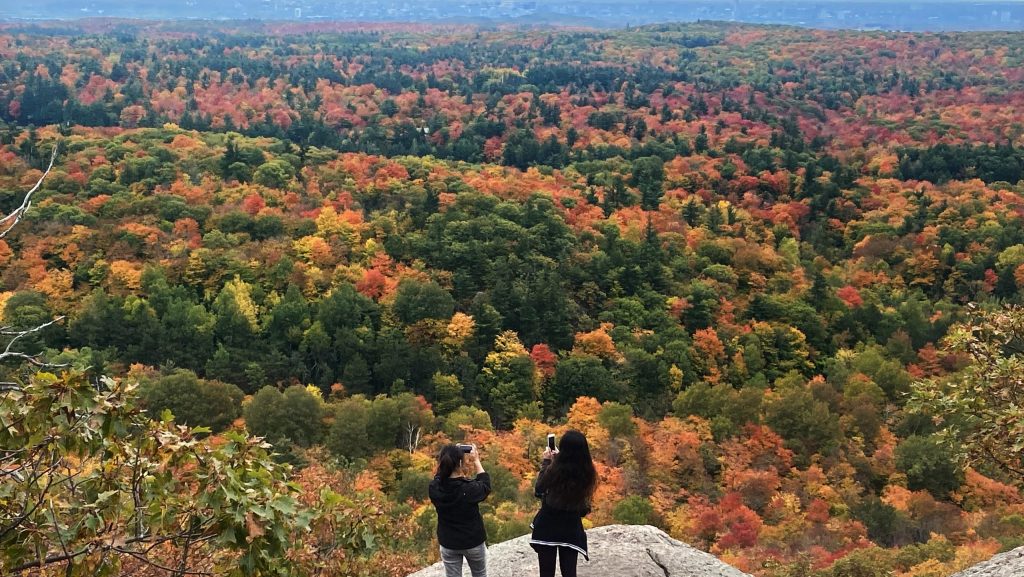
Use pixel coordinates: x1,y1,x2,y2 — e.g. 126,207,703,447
3,18,1024,577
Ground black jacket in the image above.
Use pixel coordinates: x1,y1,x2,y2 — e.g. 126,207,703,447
530,458,590,559
429,472,491,550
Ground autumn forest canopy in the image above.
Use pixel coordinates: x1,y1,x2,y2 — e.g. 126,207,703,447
4,19,1024,577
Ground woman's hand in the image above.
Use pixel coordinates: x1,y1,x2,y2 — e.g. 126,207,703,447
468,444,485,474
542,447,558,461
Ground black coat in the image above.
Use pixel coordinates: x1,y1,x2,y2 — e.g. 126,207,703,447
429,473,491,550
529,458,590,560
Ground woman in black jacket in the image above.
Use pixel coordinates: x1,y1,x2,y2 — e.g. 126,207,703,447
429,444,491,577
529,430,597,577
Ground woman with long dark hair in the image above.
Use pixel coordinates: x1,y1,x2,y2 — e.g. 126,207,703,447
530,430,597,577
429,443,491,577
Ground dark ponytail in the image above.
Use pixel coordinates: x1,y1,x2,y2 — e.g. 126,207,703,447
435,445,465,479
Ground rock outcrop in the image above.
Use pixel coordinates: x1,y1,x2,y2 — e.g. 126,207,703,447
407,525,752,577
950,546,1024,577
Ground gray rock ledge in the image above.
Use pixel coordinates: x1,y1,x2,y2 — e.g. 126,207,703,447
407,524,753,577
949,546,1024,577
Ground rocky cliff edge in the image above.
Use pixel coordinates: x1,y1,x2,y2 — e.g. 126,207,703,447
406,524,753,577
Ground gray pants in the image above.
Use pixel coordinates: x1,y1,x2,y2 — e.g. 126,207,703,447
440,542,487,577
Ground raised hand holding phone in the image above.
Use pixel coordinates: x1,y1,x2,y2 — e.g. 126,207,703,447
543,433,558,460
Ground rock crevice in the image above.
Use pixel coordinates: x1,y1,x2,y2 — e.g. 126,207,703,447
646,548,670,577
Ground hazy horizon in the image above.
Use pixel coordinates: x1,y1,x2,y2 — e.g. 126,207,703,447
3,0,1024,31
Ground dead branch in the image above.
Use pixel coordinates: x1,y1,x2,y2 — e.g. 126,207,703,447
0,143,59,240
0,316,68,374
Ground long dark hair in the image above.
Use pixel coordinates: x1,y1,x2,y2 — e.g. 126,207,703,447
435,445,466,479
538,430,597,511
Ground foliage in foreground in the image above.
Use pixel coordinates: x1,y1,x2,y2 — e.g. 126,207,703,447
911,305,1024,484
0,370,307,575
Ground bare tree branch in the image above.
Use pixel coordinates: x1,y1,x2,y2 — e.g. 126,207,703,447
0,381,22,392
0,316,69,371
0,143,67,377
0,469,55,541
8,546,92,573
111,545,213,577
0,316,64,359
0,142,59,240
7,532,216,575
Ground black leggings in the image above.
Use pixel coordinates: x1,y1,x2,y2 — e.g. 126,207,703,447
537,545,579,577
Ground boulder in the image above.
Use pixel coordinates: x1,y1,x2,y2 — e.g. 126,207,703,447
407,524,752,577
950,546,1024,577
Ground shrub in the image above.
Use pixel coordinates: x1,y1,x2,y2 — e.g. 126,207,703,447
895,435,964,499
139,370,243,432
244,385,323,447
613,495,656,525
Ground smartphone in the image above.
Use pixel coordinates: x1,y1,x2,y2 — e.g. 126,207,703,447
457,444,473,454
547,434,556,451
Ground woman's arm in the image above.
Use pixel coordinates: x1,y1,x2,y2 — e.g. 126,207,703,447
534,448,555,498
464,445,491,502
